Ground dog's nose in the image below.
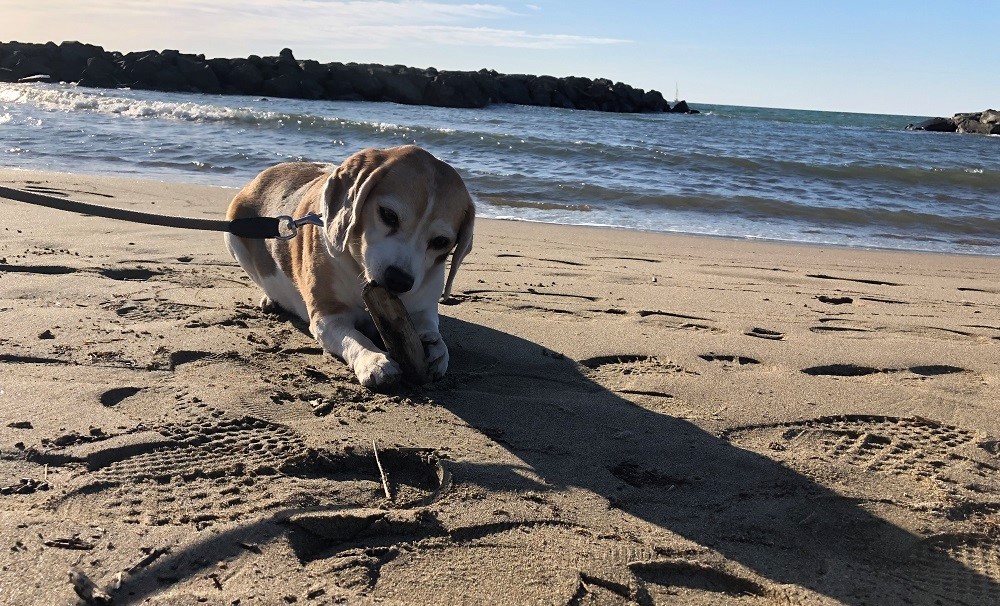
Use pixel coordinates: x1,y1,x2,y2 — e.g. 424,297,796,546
383,265,414,294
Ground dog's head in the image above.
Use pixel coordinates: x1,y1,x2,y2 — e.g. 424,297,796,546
321,145,474,300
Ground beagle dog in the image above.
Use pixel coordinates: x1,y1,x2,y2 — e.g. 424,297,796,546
224,145,474,389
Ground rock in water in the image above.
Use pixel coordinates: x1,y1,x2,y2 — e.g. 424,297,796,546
905,117,957,132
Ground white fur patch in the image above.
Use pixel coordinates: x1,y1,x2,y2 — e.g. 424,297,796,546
313,313,402,388
225,233,308,320
260,270,308,321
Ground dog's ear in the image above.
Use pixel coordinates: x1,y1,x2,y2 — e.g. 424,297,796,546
442,197,475,301
321,150,386,256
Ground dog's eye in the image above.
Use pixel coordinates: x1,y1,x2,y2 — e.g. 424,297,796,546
428,236,451,251
378,206,399,229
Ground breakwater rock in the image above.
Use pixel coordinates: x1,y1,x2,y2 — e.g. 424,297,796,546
0,41,698,114
906,110,1000,135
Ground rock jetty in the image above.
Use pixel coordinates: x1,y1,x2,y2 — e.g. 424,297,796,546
0,41,699,114
906,110,1000,135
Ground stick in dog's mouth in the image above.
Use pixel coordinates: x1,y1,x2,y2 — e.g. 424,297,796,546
362,282,430,385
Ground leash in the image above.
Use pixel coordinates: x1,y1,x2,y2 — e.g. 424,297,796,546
0,185,323,240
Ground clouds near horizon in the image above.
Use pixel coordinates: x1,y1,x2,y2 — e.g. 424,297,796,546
1,0,627,54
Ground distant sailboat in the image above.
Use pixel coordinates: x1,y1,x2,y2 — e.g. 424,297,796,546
674,83,679,104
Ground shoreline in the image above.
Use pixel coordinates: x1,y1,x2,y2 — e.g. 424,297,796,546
4,166,998,260
1,168,999,604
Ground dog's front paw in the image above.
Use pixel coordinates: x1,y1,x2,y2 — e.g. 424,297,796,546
421,331,449,380
354,351,402,390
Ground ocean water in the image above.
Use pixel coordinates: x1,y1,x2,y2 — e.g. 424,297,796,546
1,82,998,255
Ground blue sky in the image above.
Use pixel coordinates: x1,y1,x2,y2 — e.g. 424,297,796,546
3,0,997,116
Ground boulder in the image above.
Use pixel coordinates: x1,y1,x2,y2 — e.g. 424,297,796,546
586,78,615,106
78,55,120,88
425,72,489,108
56,41,104,81
952,113,986,134
550,89,576,109
226,59,264,95
262,73,301,98
207,57,232,82
670,99,700,114
298,64,328,100
905,117,957,132
151,66,188,91
176,55,220,93
324,63,360,99
121,52,165,87
299,78,325,100
640,90,670,112
380,69,430,105
3,50,53,80
345,65,384,99
472,69,501,103
613,81,643,112
527,75,558,106
955,118,994,135
496,74,533,105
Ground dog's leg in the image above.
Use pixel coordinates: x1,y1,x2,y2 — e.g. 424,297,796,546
409,307,449,380
312,313,402,389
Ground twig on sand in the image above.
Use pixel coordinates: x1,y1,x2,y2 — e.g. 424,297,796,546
127,547,170,574
372,439,392,501
44,536,94,550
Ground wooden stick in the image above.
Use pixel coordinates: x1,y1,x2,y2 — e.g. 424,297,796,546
68,569,112,605
362,282,429,384
372,439,392,500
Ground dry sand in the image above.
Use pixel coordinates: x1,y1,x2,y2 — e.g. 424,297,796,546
1,169,998,605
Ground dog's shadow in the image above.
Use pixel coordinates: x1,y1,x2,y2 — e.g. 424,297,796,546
435,315,995,605
102,312,994,605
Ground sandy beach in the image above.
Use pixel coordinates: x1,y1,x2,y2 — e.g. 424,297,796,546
1,168,998,605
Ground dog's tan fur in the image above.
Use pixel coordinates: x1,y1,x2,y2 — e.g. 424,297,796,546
225,145,474,388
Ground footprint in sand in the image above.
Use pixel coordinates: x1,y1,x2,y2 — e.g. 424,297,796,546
34,395,450,528
580,354,695,377
901,533,1000,602
724,415,1000,602
724,415,999,514
638,310,721,333
578,354,690,399
107,299,211,322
